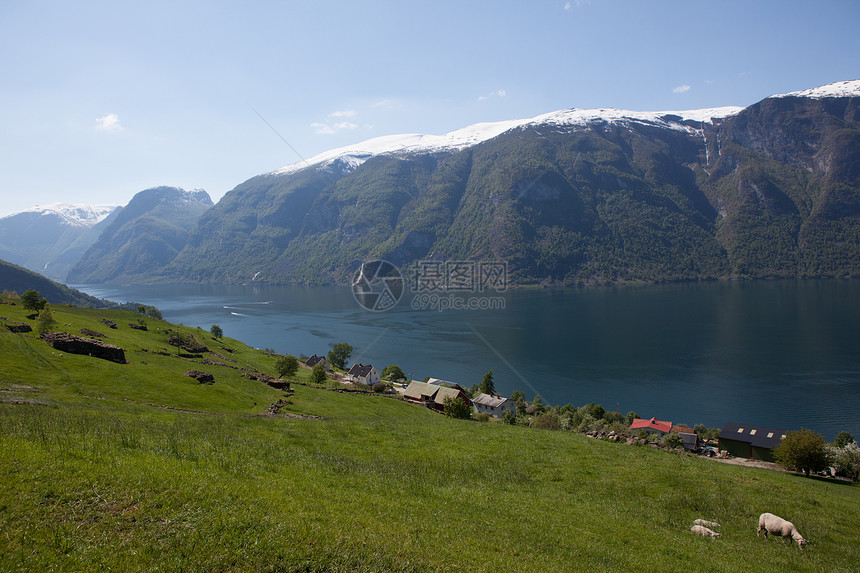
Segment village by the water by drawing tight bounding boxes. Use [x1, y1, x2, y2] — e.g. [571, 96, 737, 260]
[297, 350, 857, 485]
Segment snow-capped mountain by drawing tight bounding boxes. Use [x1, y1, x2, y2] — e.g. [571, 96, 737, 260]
[163, 79, 860, 286]
[772, 79, 860, 99]
[271, 105, 745, 178]
[11, 203, 118, 228]
[270, 80, 860, 182]
[0, 203, 122, 281]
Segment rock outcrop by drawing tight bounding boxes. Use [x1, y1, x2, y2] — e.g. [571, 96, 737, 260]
[41, 332, 126, 363]
[1, 317, 32, 333]
[184, 370, 214, 383]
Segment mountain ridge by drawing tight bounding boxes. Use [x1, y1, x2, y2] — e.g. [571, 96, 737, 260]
[13, 79, 860, 286]
[266, 80, 860, 181]
[156, 79, 859, 286]
[0, 204, 122, 281]
[67, 186, 213, 284]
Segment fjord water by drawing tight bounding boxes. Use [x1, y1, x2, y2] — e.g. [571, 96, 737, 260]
[76, 280, 860, 439]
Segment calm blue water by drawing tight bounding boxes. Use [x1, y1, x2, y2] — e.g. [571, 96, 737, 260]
[74, 280, 860, 440]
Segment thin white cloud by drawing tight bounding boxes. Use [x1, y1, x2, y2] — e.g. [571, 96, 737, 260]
[311, 122, 336, 135]
[564, 2, 571, 9]
[311, 121, 358, 135]
[329, 110, 356, 118]
[95, 113, 122, 131]
[673, 84, 691, 94]
[478, 88, 507, 102]
[565, 0, 589, 9]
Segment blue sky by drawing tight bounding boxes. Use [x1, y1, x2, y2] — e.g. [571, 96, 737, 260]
[1, 0, 858, 216]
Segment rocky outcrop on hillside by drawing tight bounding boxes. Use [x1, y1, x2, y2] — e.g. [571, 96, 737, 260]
[41, 332, 127, 363]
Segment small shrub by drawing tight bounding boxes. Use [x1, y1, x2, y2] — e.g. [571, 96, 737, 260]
[532, 412, 561, 431]
[473, 412, 491, 422]
[442, 396, 471, 419]
[501, 410, 517, 425]
[35, 303, 56, 335]
[310, 363, 327, 385]
[662, 432, 684, 449]
[371, 382, 386, 393]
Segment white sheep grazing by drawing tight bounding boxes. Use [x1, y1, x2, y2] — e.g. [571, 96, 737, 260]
[757, 512, 807, 549]
[691, 524, 721, 538]
[693, 519, 721, 529]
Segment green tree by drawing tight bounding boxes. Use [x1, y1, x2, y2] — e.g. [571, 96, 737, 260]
[310, 363, 327, 385]
[381, 364, 406, 382]
[603, 410, 622, 424]
[210, 324, 223, 339]
[532, 395, 545, 415]
[834, 431, 855, 448]
[35, 302, 56, 335]
[144, 306, 163, 320]
[830, 443, 860, 481]
[773, 428, 830, 476]
[442, 396, 471, 419]
[327, 342, 353, 369]
[275, 355, 299, 378]
[510, 390, 525, 415]
[587, 403, 605, 420]
[478, 370, 495, 396]
[137, 305, 146, 314]
[21, 289, 46, 312]
[625, 411, 640, 426]
[501, 410, 517, 425]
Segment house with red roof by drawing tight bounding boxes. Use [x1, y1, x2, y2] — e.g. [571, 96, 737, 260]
[629, 417, 673, 437]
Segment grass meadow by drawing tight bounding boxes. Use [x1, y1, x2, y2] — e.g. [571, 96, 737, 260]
[1, 300, 858, 571]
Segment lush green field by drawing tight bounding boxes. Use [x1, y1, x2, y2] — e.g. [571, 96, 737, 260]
[1, 300, 858, 571]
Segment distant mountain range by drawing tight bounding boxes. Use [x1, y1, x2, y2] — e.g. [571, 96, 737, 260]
[4, 80, 859, 286]
[0, 203, 119, 281]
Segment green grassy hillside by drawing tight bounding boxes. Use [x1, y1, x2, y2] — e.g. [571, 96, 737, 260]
[1, 297, 858, 571]
[0, 259, 122, 308]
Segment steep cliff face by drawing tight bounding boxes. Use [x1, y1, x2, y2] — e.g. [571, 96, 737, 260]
[704, 94, 860, 278]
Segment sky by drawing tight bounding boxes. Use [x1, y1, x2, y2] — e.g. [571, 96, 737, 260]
[1, 0, 858, 217]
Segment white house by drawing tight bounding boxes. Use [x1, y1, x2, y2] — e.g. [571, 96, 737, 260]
[472, 393, 516, 418]
[347, 363, 381, 386]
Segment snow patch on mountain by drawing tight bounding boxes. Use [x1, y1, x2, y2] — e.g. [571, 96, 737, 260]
[527, 106, 743, 131]
[269, 80, 858, 179]
[270, 106, 743, 177]
[6, 203, 119, 228]
[772, 79, 860, 99]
